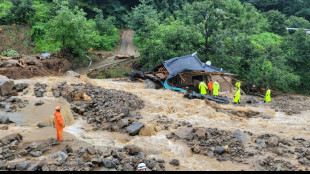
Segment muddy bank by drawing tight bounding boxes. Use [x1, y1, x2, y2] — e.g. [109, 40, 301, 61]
[0, 57, 71, 80]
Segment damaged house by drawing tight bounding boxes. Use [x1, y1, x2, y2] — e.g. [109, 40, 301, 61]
[130, 53, 237, 94]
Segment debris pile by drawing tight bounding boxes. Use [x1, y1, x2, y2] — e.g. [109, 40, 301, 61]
[52, 82, 145, 135]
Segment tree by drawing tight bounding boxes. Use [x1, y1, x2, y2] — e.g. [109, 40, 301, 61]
[285, 15, 310, 29]
[265, 10, 287, 35]
[46, 1, 98, 57]
[137, 19, 204, 68]
[0, 0, 12, 25]
[9, 0, 36, 24]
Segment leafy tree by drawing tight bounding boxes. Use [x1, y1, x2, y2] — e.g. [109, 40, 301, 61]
[46, 1, 98, 57]
[9, 0, 36, 24]
[128, 0, 162, 34]
[285, 16, 310, 29]
[137, 19, 204, 68]
[285, 29, 310, 91]
[0, 0, 12, 25]
[264, 10, 287, 35]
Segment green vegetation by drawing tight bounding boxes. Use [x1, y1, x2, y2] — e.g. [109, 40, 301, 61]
[1, 49, 19, 56]
[96, 65, 132, 79]
[0, 0, 310, 92]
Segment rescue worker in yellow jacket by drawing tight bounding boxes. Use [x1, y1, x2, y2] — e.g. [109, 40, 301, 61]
[265, 88, 271, 103]
[235, 82, 241, 90]
[213, 81, 220, 97]
[234, 88, 241, 104]
[199, 81, 208, 95]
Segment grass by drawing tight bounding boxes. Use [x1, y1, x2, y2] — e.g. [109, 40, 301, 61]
[97, 65, 133, 79]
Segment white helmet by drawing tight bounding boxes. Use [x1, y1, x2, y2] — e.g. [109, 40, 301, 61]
[137, 163, 147, 170]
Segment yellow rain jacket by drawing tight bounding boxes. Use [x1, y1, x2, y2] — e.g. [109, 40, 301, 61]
[234, 89, 241, 103]
[213, 82, 220, 96]
[265, 89, 271, 102]
[199, 82, 208, 95]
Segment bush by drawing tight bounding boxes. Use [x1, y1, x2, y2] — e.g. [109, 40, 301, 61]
[1, 49, 19, 57]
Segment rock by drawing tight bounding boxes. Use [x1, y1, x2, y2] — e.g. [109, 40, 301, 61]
[147, 160, 156, 169]
[30, 151, 42, 157]
[195, 128, 206, 139]
[1, 125, 8, 130]
[123, 163, 134, 171]
[144, 79, 157, 89]
[111, 125, 119, 132]
[64, 145, 73, 154]
[91, 158, 102, 164]
[16, 161, 31, 170]
[58, 151, 68, 162]
[35, 100, 44, 106]
[121, 107, 130, 116]
[1, 116, 12, 124]
[13, 83, 29, 92]
[169, 159, 180, 166]
[0, 76, 14, 96]
[214, 147, 225, 155]
[117, 119, 128, 129]
[124, 145, 141, 156]
[87, 147, 96, 155]
[174, 127, 194, 139]
[127, 122, 144, 136]
[66, 71, 80, 78]
[217, 156, 229, 162]
[103, 160, 116, 169]
[37, 123, 48, 128]
[256, 139, 266, 148]
[0, 160, 6, 169]
[41, 165, 49, 171]
[233, 130, 243, 141]
[261, 114, 273, 119]
[268, 136, 279, 147]
[193, 146, 201, 154]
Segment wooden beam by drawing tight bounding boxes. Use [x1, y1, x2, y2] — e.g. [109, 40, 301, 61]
[221, 75, 234, 88]
[179, 74, 185, 82]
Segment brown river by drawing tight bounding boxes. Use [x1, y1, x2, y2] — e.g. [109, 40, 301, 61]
[6, 75, 310, 171]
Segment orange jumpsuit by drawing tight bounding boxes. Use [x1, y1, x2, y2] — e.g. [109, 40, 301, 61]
[54, 111, 65, 142]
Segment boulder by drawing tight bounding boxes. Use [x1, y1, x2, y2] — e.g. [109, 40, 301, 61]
[261, 114, 273, 119]
[1, 125, 8, 130]
[214, 146, 225, 155]
[117, 119, 128, 129]
[127, 122, 144, 136]
[87, 147, 96, 155]
[195, 128, 205, 139]
[122, 163, 134, 171]
[16, 161, 31, 171]
[30, 151, 42, 157]
[66, 71, 80, 78]
[147, 160, 156, 169]
[169, 159, 180, 166]
[0, 76, 14, 96]
[193, 146, 201, 154]
[144, 79, 157, 89]
[0, 116, 12, 124]
[268, 136, 279, 147]
[103, 160, 116, 169]
[232, 130, 243, 141]
[124, 145, 141, 155]
[256, 139, 266, 148]
[35, 100, 44, 106]
[174, 127, 194, 139]
[37, 123, 48, 128]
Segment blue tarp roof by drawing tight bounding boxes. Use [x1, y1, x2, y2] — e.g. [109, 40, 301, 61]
[163, 54, 222, 79]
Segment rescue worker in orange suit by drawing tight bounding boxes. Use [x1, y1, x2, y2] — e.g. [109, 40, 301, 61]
[54, 106, 65, 142]
[208, 80, 213, 95]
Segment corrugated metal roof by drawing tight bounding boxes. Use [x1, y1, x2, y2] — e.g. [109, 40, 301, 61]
[163, 54, 223, 79]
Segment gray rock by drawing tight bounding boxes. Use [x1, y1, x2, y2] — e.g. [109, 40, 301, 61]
[30, 151, 42, 157]
[66, 71, 80, 78]
[121, 107, 130, 116]
[195, 128, 206, 139]
[144, 79, 157, 89]
[1, 125, 8, 130]
[174, 127, 194, 139]
[103, 160, 116, 169]
[58, 151, 68, 162]
[233, 130, 243, 141]
[214, 146, 225, 155]
[87, 147, 96, 155]
[0, 76, 14, 96]
[261, 114, 273, 119]
[37, 123, 48, 128]
[256, 139, 266, 148]
[35, 100, 44, 106]
[122, 163, 134, 171]
[147, 160, 156, 169]
[16, 161, 31, 170]
[0, 160, 6, 169]
[169, 159, 180, 166]
[268, 136, 279, 147]
[117, 119, 128, 128]
[91, 158, 102, 164]
[124, 145, 141, 155]
[1, 116, 12, 124]
[127, 122, 144, 136]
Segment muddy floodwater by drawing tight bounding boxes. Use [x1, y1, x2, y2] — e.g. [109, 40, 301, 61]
[4, 75, 310, 171]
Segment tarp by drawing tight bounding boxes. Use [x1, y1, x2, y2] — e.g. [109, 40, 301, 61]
[163, 53, 222, 79]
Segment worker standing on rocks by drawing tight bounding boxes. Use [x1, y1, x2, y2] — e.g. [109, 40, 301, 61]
[213, 80, 220, 97]
[265, 88, 271, 103]
[234, 88, 241, 104]
[54, 106, 65, 142]
[199, 81, 208, 95]
[208, 80, 213, 95]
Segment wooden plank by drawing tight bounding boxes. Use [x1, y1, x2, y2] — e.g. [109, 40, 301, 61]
[179, 74, 185, 82]
[220, 75, 234, 88]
